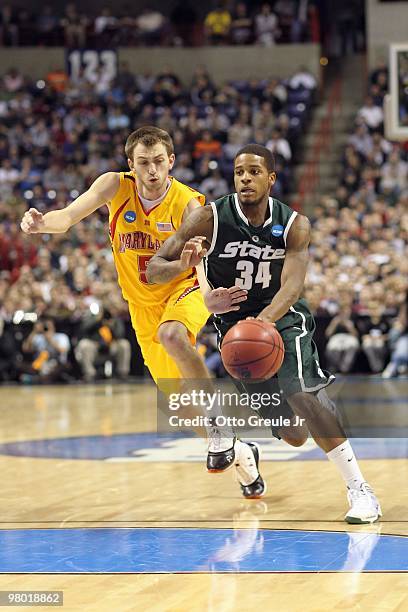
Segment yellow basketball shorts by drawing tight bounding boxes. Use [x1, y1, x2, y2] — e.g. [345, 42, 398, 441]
[128, 279, 210, 382]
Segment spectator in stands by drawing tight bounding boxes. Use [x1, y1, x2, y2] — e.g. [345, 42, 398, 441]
[274, 0, 297, 42]
[266, 129, 292, 161]
[75, 307, 131, 381]
[348, 123, 372, 158]
[136, 8, 167, 46]
[0, 159, 19, 198]
[325, 306, 360, 373]
[382, 297, 408, 378]
[371, 60, 389, 90]
[356, 302, 391, 373]
[172, 152, 195, 184]
[21, 318, 70, 383]
[380, 150, 407, 197]
[289, 66, 317, 90]
[230, 2, 253, 45]
[193, 130, 222, 160]
[114, 61, 136, 93]
[204, 2, 231, 45]
[156, 108, 177, 134]
[3, 67, 23, 92]
[190, 75, 216, 106]
[60, 3, 88, 48]
[262, 78, 288, 113]
[224, 116, 252, 159]
[36, 6, 60, 46]
[254, 3, 279, 46]
[290, 0, 309, 43]
[46, 66, 68, 92]
[357, 96, 384, 132]
[252, 101, 275, 138]
[94, 7, 118, 37]
[199, 168, 228, 200]
[0, 5, 18, 46]
[16, 9, 36, 46]
[136, 70, 155, 95]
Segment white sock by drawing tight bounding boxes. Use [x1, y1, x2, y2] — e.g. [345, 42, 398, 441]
[327, 440, 365, 490]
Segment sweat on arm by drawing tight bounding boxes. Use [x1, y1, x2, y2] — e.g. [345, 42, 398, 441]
[146, 205, 213, 284]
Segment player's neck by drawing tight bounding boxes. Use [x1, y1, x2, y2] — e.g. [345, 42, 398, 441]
[239, 196, 270, 227]
[136, 177, 171, 201]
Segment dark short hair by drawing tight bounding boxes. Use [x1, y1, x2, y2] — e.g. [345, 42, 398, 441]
[234, 144, 275, 172]
[125, 126, 174, 159]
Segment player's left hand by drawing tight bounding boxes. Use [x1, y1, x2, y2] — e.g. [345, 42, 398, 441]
[180, 236, 207, 269]
[205, 286, 248, 314]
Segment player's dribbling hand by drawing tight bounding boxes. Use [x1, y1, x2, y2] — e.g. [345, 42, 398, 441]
[180, 236, 207, 269]
[20, 208, 45, 234]
[205, 286, 248, 314]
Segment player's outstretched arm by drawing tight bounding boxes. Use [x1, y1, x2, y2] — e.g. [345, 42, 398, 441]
[257, 214, 311, 324]
[20, 172, 119, 234]
[146, 206, 213, 284]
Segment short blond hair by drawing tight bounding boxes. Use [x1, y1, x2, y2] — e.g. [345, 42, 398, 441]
[125, 126, 174, 159]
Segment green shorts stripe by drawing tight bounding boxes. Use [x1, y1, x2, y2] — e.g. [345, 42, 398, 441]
[288, 305, 335, 394]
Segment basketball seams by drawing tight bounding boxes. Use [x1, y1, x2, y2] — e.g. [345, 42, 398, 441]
[264, 345, 285, 378]
[221, 319, 285, 380]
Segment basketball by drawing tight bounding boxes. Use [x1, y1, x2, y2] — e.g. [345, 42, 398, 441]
[221, 319, 285, 381]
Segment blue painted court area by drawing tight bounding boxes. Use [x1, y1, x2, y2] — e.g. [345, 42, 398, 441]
[0, 528, 407, 573]
[0, 434, 407, 461]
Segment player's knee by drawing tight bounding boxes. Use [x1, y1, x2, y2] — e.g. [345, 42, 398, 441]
[158, 322, 189, 355]
[283, 435, 307, 447]
[281, 422, 308, 447]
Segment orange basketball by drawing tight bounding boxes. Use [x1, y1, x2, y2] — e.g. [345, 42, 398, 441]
[221, 319, 285, 381]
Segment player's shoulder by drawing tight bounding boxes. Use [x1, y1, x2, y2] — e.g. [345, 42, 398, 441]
[272, 197, 309, 225]
[272, 196, 295, 214]
[170, 176, 205, 206]
[92, 171, 121, 188]
[286, 212, 311, 247]
[171, 176, 199, 194]
[95, 171, 122, 187]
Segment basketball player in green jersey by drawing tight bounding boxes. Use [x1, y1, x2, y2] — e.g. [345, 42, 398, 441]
[147, 144, 381, 524]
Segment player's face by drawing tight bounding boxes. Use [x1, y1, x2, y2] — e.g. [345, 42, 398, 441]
[234, 154, 276, 206]
[129, 142, 175, 196]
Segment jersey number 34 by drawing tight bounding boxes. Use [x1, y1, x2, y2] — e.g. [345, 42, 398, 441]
[235, 260, 272, 290]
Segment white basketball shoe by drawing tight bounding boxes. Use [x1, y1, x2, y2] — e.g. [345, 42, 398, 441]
[207, 418, 236, 472]
[234, 441, 266, 499]
[345, 482, 382, 524]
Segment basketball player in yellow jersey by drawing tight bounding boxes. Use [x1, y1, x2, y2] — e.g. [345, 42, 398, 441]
[20, 126, 265, 497]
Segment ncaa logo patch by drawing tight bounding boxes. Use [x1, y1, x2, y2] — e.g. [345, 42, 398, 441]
[271, 225, 284, 237]
[124, 210, 136, 223]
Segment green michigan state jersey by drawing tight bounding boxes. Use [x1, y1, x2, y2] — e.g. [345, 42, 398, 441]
[205, 193, 303, 327]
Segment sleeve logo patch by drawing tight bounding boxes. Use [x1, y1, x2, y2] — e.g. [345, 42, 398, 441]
[271, 225, 284, 237]
[124, 211, 136, 223]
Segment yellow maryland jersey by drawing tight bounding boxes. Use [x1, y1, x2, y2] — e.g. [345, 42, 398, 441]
[108, 172, 205, 306]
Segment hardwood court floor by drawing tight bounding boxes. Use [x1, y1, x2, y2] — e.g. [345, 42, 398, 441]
[0, 384, 407, 611]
